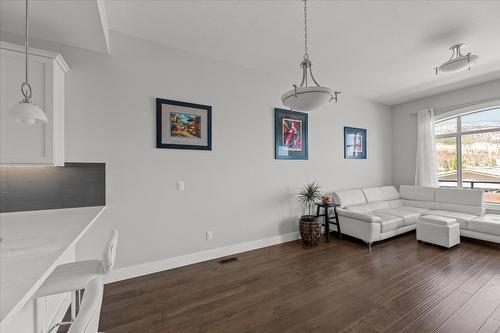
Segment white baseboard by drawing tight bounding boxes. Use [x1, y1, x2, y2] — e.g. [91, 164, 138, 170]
[106, 232, 300, 284]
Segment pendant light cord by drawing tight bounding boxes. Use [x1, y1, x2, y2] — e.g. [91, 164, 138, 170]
[21, 0, 32, 100]
[303, 0, 308, 59]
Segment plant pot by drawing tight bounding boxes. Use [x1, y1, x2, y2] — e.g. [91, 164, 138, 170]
[299, 215, 321, 246]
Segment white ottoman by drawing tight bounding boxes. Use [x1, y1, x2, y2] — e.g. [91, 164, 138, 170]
[417, 215, 460, 248]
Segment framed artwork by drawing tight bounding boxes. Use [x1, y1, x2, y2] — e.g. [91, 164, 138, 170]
[156, 98, 212, 150]
[275, 108, 308, 160]
[344, 126, 367, 159]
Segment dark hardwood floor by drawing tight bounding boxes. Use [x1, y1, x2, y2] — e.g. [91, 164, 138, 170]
[97, 233, 500, 333]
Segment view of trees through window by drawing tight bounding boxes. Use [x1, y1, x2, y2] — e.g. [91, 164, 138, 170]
[435, 107, 500, 204]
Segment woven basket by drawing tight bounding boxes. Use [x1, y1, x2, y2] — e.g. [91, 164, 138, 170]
[299, 217, 321, 246]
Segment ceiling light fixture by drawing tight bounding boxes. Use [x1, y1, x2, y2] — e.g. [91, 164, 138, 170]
[281, 0, 340, 112]
[435, 43, 478, 75]
[9, 0, 47, 125]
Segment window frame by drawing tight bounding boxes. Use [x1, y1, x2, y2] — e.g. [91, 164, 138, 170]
[434, 107, 500, 204]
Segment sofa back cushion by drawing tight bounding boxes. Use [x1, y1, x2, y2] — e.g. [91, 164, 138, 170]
[399, 185, 436, 202]
[362, 187, 385, 203]
[432, 202, 485, 216]
[346, 201, 390, 213]
[333, 189, 366, 208]
[434, 188, 483, 207]
[380, 186, 401, 201]
[361, 186, 400, 203]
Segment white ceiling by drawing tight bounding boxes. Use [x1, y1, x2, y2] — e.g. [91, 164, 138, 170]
[103, 0, 500, 105]
[0, 0, 109, 53]
[2, 0, 500, 105]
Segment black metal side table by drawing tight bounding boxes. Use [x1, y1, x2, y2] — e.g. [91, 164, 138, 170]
[315, 202, 342, 242]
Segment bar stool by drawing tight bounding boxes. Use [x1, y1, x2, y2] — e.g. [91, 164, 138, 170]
[35, 230, 118, 319]
[48, 276, 104, 333]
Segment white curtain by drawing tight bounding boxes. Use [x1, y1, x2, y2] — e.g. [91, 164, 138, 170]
[415, 108, 439, 187]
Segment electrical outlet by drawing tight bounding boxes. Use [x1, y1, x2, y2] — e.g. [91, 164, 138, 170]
[206, 231, 213, 241]
[177, 181, 185, 191]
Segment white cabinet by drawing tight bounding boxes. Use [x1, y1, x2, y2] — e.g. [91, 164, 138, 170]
[0, 42, 69, 166]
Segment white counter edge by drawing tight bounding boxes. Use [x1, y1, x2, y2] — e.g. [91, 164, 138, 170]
[1, 206, 106, 325]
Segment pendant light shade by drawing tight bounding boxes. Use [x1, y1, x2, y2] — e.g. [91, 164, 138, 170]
[282, 86, 334, 112]
[9, 0, 47, 125]
[281, 0, 340, 112]
[435, 44, 478, 75]
[9, 101, 48, 125]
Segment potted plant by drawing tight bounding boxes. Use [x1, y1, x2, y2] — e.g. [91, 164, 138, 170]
[297, 181, 322, 246]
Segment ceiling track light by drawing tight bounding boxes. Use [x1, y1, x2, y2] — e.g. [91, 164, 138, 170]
[435, 43, 478, 75]
[281, 0, 340, 112]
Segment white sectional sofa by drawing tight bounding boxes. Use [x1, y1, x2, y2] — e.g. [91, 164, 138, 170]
[332, 185, 500, 249]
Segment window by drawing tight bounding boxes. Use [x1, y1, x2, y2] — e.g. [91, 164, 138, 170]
[435, 107, 500, 204]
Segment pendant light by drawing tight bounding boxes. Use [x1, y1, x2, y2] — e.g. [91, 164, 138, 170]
[281, 0, 340, 112]
[9, 0, 48, 125]
[435, 44, 478, 75]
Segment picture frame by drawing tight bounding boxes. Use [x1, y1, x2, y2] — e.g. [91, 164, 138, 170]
[344, 126, 367, 159]
[156, 98, 212, 150]
[275, 108, 308, 160]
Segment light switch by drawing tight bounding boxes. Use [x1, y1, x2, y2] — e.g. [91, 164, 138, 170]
[177, 181, 185, 191]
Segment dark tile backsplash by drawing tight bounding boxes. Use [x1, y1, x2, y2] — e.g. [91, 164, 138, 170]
[0, 163, 105, 213]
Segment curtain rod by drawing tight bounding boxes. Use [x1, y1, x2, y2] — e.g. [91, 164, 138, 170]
[410, 96, 500, 115]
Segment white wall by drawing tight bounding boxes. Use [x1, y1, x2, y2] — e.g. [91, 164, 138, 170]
[392, 78, 500, 187]
[2, 31, 393, 280]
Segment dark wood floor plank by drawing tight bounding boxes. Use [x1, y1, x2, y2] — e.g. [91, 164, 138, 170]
[94, 233, 500, 333]
[434, 275, 500, 333]
[398, 289, 471, 333]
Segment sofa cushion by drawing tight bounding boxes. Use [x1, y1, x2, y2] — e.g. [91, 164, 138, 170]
[434, 188, 483, 207]
[375, 208, 420, 226]
[346, 201, 390, 213]
[423, 210, 477, 229]
[362, 187, 385, 203]
[387, 199, 405, 208]
[333, 189, 366, 208]
[468, 215, 500, 236]
[402, 200, 436, 210]
[368, 213, 403, 233]
[399, 185, 436, 202]
[400, 206, 430, 214]
[432, 202, 485, 216]
[380, 186, 400, 201]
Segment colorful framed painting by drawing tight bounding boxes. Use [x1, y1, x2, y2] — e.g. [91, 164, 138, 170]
[156, 98, 212, 150]
[275, 108, 308, 160]
[344, 126, 367, 159]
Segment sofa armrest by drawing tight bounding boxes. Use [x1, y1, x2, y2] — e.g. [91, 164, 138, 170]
[336, 208, 381, 223]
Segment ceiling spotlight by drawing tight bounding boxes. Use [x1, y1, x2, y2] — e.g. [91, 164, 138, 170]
[435, 43, 478, 75]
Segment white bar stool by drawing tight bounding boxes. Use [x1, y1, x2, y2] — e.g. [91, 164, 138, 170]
[48, 276, 104, 333]
[35, 230, 118, 320]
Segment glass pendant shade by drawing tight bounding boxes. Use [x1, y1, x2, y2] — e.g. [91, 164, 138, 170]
[9, 0, 48, 125]
[9, 101, 48, 125]
[281, 0, 340, 112]
[436, 44, 478, 74]
[281, 86, 334, 112]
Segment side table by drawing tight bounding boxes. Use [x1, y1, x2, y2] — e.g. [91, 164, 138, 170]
[315, 202, 342, 242]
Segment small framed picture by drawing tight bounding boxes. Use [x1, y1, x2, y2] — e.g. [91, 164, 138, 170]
[275, 108, 308, 160]
[156, 98, 212, 150]
[344, 127, 367, 159]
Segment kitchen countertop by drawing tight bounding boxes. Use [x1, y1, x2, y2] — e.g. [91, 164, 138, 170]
[0, 206, 105, 324]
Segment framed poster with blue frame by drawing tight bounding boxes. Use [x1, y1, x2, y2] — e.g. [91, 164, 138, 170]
[344, 126, 367, 159]
[275, 108, 308, 160]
